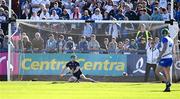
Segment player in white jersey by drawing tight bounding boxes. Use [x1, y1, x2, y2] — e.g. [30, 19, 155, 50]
[155, 28, 173, 92]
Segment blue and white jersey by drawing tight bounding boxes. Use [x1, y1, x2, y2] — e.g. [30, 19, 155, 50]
[160, 36, 173, 59]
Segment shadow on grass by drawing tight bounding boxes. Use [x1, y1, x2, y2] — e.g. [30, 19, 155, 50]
[50, 81, 67, 84]
[150, 89, 180, 92]
[125, 84, 143, 86]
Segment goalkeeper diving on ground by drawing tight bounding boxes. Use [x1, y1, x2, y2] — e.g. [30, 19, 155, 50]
[60, 55, 96, 82]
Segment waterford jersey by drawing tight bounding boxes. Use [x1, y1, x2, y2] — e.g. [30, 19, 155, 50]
[160, 36, 173, 59]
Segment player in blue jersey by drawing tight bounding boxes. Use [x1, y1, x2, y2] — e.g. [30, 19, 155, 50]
[155, 28, 174, 92]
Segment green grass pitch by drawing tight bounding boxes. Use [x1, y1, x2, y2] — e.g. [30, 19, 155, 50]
[0, 81, 180, 99]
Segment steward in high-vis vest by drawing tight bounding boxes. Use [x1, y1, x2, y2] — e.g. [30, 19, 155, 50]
[135, 24, 151, 42]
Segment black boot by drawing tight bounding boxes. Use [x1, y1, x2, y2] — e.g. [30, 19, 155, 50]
[164, 82, 171, 92]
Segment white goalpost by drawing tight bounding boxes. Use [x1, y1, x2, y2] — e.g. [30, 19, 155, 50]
[7, 0, 12, 81]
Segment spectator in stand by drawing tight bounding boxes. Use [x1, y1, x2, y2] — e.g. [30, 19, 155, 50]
[70, 7, 82, 30]
[88, 34, 100, 54]
[117, 41, 124, 54]
[39, 7, 50, 19]
[150, 1, 159, 12]
[161, 7, 170, 21]
[0, 0, 8, 11]
[16, 32, 27, 50]
[40, 0, 50, 9]
[37, 4, 46, 16]
[137, 0, 145, 4]
[21, 8, 31, 19]
[89, 1, 97, 13]
[167, 3, 171, 16]
[60, 9, 70, 20]
[4, 9, 9, 17]
[159, 0, 167, 9]
[177, 0, 180, 11]
[136, 24, 151, 43]
[103, 11, 110, 20]
[136, 3, 143, 20]
[57, 35, 66, 53]
[138, 37, 146, 54]
[63, 0, 74, 15]
[49, 2, 62, 17]
[32, 32, 44, 53]
[20, 0, 31, 16]
[175, 6, 180, 22]
[0, 7, 7, 32]
[159, 7, 163, 16]
[109, 4, 119, 18]
[58, 23, 67, 34]
[76, 0, 86, 13]
[124, 4, 137, 20]
[49, 0, 64, 10]
[30, 12, 40, 20]
[10, 8, 18, 20]
[121, 17, 135, 38]
[0, 29, 4, 48]
[108, 37, 117, 53]
[49, 10, 59, 20]
[2, 35, 8, 52]
[82, 23, 93, 40]
[129, 39, 138, 50]
[126, 0, 133, 10]
[64, 36, 76, 53]
[141, 1, 152, 15]
[151, 7, 163, 20]
[78, 36, 89, 53]
[46, 34, 57, 53]
[108, 19, 120, 38]
[19, 35, 32, 53]
[81, 10, 91, 20]
[70, 7, 82, 20]
[177, 0, 180, 7]
[101, 38, 109, 53]
[31, 0, 42, 13]
[81, 1, 91, 13]
[123, 38, 130, 50]
[122, 38, 131, 54]
[139, 8, 151, 20]
[91, 8, 103, 20]
[115, 8, 125, 20]
[96, 2, 105, 15]
[118, 1, 126, 13]
[154, 1, 159, 8]
[104, 0, 113, 13]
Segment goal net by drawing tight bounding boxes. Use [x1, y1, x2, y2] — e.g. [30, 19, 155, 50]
[6, 20, 180, 82]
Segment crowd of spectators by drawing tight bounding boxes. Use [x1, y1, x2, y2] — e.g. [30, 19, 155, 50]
[0, 0, 179, 25]
[8, 27, 162, 54]
[13, 0, 179, 23]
